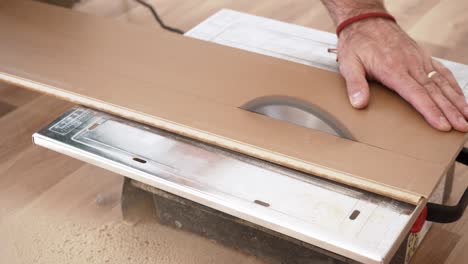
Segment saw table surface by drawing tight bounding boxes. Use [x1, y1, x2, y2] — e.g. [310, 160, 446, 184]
[0, 0, 467, 204]
[32, 106, 419, 264]
[0, 1, 467, 264]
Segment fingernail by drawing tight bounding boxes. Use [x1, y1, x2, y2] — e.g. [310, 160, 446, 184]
[463, 106, 468, 116]
[439, 116, 451, 131]
[458, 117, 468, 128]
[350, 91, 364, 108]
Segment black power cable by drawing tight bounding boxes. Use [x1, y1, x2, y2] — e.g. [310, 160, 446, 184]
[427, 187, 467, 223]
[134, 0, 185, 35]
[425, 148, 468, 223]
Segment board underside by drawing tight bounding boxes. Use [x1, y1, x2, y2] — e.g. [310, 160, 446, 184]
[0, 0, 466, 204]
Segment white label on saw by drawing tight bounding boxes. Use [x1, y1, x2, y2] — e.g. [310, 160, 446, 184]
[49, 108, 92, 135]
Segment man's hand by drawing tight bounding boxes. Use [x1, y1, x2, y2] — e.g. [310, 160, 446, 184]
[321, 0, 468, 132]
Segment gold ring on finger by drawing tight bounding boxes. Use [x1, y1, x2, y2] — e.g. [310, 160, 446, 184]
[427, 70, 438, 79]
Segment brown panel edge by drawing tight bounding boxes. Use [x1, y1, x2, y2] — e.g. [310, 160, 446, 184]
[0, 72, 428, 204]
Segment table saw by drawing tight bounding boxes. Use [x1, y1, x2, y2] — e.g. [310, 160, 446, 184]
[25, 9, 468, 264]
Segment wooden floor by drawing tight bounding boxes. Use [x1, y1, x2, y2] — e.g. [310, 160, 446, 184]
[0, 1, 467, 263]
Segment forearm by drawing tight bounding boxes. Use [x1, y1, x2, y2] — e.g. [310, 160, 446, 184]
[320, 0, 386, 25]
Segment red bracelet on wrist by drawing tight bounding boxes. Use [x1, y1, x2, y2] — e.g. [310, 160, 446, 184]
[336, 12, 396, 37]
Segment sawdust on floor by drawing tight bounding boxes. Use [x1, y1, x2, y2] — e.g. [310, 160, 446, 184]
[0, 172, 263, 264]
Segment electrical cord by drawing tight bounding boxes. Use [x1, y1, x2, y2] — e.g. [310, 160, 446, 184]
[134, 0, 185, 35]
[425, 147, 468, 223]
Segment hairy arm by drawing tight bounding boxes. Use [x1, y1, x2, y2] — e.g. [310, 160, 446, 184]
[321, 0, 385, 24]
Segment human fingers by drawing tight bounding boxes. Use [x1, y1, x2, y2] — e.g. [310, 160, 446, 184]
[338, 55, 370, 109]
[432, 59, 464, 95]
[429, 65, 468, 119]
[422, 55, 468, 115]
[408, 60, 468, 131]
[388, 73, 452, 131]
[422, 81, 468, 131]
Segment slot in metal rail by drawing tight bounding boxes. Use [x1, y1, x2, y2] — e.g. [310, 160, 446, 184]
[33, 106, 420, 264]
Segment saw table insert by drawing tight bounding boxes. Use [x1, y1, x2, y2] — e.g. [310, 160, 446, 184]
[0, 1, 467, 204]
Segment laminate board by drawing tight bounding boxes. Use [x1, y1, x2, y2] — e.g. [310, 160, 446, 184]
[118, 0, 330, 31]
[0, 0, 466, 204]
[0, 83, 40, 107]
[0, 146, 83, 220]
[385, 0, 440, 31]
[0, 100, 14, 118]
[408, 0, 468, 64]
[0, 95, 73, 167]
[114, 1, 468, 262]
[0, 164, 261, 264]
[74, 0, 138, 17]
[0, 1, 467, 263]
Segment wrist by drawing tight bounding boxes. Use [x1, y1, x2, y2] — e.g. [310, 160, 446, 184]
[338, 15, 399, 39]
[323, 0, 387, 26]
[334, 6, 387, 25]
